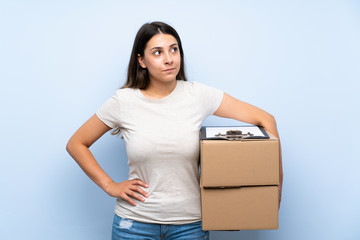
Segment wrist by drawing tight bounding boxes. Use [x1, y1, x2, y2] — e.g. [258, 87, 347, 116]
[102, 179, 115, 195]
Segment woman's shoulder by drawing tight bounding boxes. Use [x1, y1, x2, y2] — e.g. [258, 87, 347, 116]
[113, 87, 137, 97]
[180, 80, 219, 92]
[179, 80, 205, 89]
[104, 87, 138, 104]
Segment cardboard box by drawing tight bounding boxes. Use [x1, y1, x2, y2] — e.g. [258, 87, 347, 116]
[200, 132, 280, 187]
[201, 184, 278, 230]
[200, 127, 280, 230]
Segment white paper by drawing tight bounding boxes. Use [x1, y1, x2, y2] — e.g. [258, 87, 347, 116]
[205, 126, 265, 138]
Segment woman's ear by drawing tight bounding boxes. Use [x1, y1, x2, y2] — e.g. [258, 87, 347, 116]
[137, 54, 146, 68]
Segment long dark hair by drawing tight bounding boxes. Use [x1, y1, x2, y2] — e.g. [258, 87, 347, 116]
[112, 21, 187, 135]
[122, 21, 187, 89]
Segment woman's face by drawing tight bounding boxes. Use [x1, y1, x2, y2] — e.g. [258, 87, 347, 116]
[138, 33, 181, 84]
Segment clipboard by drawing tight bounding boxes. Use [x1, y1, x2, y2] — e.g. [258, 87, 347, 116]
[200, 125, 269, 141]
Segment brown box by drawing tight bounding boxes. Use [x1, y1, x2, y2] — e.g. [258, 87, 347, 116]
[200, 127, 280, 230]
[200, 184, 279, 230]
[200, 133, 280, 187]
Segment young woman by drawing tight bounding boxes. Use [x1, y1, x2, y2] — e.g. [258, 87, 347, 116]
[66, 21, 283, 240]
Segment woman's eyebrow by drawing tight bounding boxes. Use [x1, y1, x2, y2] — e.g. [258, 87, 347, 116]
[150, 43, 178, 51]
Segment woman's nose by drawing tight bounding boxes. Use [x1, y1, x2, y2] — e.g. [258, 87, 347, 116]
[164, 53, 173, 65]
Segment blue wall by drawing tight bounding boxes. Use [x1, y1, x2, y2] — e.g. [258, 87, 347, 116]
[1, 1, 359, 239]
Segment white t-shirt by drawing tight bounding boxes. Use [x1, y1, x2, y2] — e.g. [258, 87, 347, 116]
[96, 80, 223, 224]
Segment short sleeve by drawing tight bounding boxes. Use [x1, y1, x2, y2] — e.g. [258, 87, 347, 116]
[95, 93, 121, 129]
[193, 82, 224, 116]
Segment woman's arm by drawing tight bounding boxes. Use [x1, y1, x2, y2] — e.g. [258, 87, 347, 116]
[214, 93, 283, 208]
[66, 114, 149, 206]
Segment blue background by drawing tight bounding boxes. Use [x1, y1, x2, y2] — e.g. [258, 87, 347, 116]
[1, 0, 359, 239]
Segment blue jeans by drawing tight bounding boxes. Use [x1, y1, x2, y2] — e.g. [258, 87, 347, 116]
[112, 214, 209, 240]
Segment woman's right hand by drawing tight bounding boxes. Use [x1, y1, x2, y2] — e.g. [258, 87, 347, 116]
[105, 179, 150, 206]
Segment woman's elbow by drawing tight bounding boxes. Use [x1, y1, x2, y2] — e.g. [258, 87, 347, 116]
[258, 112, 277, 129]
[255, 110, 273, 124]
[66, 138, 74, 154]
[268, 113, 276, 124]
[66, 136, 80, 155]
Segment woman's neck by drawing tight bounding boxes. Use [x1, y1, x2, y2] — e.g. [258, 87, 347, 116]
[141, 79, 177, 99]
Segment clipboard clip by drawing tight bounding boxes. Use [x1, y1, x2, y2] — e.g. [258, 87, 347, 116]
[214, 130, 254, 141]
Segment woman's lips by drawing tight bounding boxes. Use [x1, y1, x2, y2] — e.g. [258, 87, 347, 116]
[163, 68, 175, 72]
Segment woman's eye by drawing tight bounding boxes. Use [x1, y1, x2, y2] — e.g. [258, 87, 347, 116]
[154, 50, 160, 55]
[171, 47, 178, 52]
